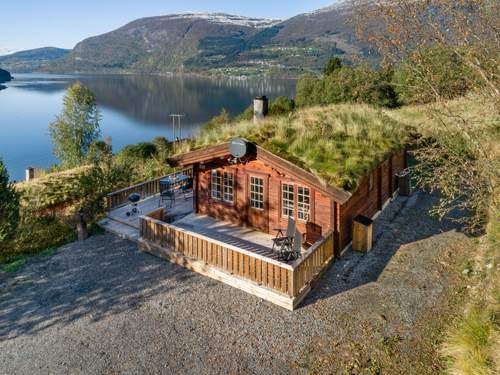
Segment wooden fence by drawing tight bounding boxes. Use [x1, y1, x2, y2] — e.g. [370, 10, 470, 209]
[140, 210, 335, 303]
[106, 168, 192, 210]
[290, 230, 335, 297]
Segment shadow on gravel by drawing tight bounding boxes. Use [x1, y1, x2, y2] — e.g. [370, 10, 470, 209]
[0, 234, 198, 340]
[300, 192, 467, 308]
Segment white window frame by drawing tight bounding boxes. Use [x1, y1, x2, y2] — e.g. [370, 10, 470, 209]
[249, 176, 264, 210]
[223, 172, 234, 203]
[211, 170, 221, 200]
[282, 183, 294, 218]
[298, 186, 311, 222]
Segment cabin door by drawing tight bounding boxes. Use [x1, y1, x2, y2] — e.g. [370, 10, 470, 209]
[247, 174, 269, 232]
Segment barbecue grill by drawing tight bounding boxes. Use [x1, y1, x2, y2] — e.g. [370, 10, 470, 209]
[126, 193, 141, 216]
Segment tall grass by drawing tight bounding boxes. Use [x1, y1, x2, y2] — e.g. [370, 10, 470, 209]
[441, 204, 500, 375]
[183, 104, 407, 191]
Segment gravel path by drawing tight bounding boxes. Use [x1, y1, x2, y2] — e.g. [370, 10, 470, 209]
[0, 193, 471, 374]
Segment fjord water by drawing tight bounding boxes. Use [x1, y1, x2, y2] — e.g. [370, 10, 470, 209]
[0, 73, 295, 181]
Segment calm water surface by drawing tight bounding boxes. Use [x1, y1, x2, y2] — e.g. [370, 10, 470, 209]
[0, 73, 295, 181]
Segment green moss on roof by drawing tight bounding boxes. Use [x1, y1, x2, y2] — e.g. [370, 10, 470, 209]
[178, 104, 408, 192]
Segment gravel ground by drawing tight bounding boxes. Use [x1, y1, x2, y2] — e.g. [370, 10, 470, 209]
[0, 193, 472, 375]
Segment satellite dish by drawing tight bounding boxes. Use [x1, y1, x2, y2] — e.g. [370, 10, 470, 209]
[229, 138, 247, 159]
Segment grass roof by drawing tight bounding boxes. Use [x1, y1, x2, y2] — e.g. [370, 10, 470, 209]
[178, 104, 408, 192]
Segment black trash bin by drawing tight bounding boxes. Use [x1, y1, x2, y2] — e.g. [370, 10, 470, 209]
[397, 169, 412, 197]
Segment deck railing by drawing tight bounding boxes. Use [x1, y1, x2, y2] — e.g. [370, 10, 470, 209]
[106, 168, 193, 210]
[139, 210, 335, 300]
[290, 230, 335, 297]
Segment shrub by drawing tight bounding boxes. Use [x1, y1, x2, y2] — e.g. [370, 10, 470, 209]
[0, 216, 75, 263]
[269, 96, 296, 116]
[115, 142, 157, 164]
[394, 47, 474, 105]
[296, 65, 400, 108]
[323, 56, 342, 76]
[86, 140, 113, 166]
[0, 158, 20, 241]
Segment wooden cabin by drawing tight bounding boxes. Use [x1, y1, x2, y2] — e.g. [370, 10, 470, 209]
[172, 138, 407, 256]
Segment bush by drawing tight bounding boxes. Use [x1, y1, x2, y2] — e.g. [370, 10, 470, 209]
[115, 142, 157, 163]
[0, 216, 75, 263]
[296, 65, 400, 108]
[0, 158, 19, 241]
[394, 47, 474, 105]
[323, 56, 342, 76]
[269, 96, 296, 116]
[86, 140, 113, 166]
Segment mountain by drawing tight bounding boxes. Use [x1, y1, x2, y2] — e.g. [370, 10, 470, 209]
[46, 2, 363, 76]
[0, 68, 12, 83]
[0, 47, 70, 73]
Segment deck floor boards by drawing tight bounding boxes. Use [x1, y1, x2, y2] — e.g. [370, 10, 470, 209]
[103, 191, 301, 263]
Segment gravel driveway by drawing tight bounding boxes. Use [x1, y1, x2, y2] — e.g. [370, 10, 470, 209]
[0, 193, 472, 374]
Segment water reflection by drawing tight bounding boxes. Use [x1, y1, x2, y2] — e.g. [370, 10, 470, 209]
[0, 73, 295, 180]
[9, 74, 295, 126]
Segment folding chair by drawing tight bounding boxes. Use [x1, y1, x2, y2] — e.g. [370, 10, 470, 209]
[272, 216, 295, 252]
[181, 177, 193, 200]
[289, 230, 303, 261]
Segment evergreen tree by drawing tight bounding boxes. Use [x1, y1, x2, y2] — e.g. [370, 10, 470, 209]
[49, 81, 101, 169]
[0, 158, 19, 241]
[323, 57, 342, 76]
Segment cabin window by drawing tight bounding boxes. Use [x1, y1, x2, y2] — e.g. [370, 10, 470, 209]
[282, 183, 294, 217]
[211, 170, 222, 200]
[298, 186, 311, 221]
[223, 172, 234, 203]
[250, 176, 264, 209]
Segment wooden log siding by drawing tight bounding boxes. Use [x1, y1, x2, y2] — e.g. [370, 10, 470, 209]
[139, 213, 335, 300]
[106, 168, 193, 209]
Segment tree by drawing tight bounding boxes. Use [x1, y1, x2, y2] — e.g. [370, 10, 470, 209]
[49, 82, 101, 169]
[353, 0, 499, 231]
[323, 57, 342, 76]
[0, 158, 19, 241]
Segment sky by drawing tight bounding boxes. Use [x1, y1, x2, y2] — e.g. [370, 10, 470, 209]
[1, 0, 337, 53]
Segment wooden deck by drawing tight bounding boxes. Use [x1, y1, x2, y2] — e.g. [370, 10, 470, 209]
[106, 191, 195, 230]
[139, 210, 335, 310]
[101, 191, 295, 263]
[100, 170, 336, 310]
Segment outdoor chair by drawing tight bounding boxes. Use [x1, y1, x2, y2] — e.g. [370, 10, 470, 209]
[272, 216, 295, 252]
[159, 189, 175, 208]
[279, 230, 302, 262]
[181, 177, 193, 200]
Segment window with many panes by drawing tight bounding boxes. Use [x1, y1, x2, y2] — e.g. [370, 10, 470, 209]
[211, 170, 221, 200]
[250, 177, 264, 209]
[298, 186, 311, 221]
[223, 172, 234, 203]
[282, 183, 294, 218]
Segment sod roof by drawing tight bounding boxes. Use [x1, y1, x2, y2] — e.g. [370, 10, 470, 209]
[176, 104, 408, 192]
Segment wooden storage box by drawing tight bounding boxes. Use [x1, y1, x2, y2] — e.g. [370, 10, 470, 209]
[352, 215, 373, 252]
